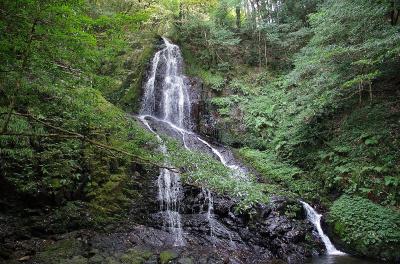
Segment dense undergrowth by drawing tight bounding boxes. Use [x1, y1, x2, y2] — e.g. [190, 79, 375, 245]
[0, 0, 170, 227]
[328, 195, 400, 259]
[177, 0, 400, 259]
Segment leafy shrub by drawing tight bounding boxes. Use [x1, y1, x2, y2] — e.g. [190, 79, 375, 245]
[238, 147, 302, 184]
[209, 95, 242, 117]
[310, 102, 400, 206]
[229, 78, 256, 95]
[200, 70, 225, 91]
[328, 195, 400, 260]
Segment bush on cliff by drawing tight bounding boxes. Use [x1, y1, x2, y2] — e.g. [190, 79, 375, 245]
[328, 195, 400, 261]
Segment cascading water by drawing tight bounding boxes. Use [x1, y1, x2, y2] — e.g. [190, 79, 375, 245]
[138, 38, 346, 261]
[301, 201, 346, 255]
[139, 37, 189, 246]
[139, 37, 245, 246]
[202, 188, 215, 241]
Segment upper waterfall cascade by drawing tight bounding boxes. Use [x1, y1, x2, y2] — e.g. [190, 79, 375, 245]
[138, 37, 246, 246]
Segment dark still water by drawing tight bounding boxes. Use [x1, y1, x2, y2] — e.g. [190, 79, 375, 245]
[309, 255, 385, 264]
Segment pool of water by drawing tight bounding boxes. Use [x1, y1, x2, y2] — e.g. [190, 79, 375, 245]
[309, 255, 385, 264]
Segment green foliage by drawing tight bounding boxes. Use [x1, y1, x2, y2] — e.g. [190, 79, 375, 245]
[238, 148, 302, 184]
[309, 102, 400, 206]
[164, 139, 269, 210]
[159, 250, 178, 264]
[178, 11, 240, 66]
[288, 0, 400, 98]
[209, 95, 241, 117]
[328, 195, 400, 260]
[199, 70, 225, 91]
[120, 249, 153, 264]
[0, 0, 161, 223]
[237, 147, 321, 200]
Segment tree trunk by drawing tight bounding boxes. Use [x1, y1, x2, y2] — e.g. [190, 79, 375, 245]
[258, 30, 262, 67]
[391, 1, 400, 25]
[369, 81, 373, 102]
[264, 39, 268, 67]
[236, 5, 241, 29]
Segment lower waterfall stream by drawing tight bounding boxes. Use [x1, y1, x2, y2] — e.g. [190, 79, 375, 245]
[300, 201, 345, 255]
[136, 37, 378, 263]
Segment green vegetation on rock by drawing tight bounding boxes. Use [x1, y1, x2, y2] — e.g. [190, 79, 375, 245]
[328, 195, 400, 260]
[159, 250, 178, 264]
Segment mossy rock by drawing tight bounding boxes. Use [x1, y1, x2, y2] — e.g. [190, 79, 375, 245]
[328, 195, 400, 261]
[104, 256, 120, 264]
[88, 253, 105, 263]
[159, 250, 178, 264]
[120, 249, 153, 264]
[35, 238, 85, 264]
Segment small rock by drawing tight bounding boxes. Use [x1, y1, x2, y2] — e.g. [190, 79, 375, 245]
[177, 257, 193, 264]
[18, 255, 31, 261]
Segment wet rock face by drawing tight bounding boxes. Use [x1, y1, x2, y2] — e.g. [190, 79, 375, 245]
[186, 77, 203, 132]
[13, 186, 323, 264]
[187, 77, 219, 140]
[176, 186, 325, 264]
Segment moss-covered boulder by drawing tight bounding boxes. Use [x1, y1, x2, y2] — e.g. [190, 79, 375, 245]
[34, 238, 85, 264]
[327, 195, 400, 261]
[159, 250, 178, 264]
[119, 248, 153, 264]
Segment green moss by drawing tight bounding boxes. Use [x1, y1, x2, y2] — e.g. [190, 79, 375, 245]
[35, 238, 84, 264]
[120, 249, 153, 264]
[159, 250, 178, 264]
[328, 195, 400, 260]
[64, 256, 88, 264]
[176, 257, 194, 264]
[121, 41, 156, 111]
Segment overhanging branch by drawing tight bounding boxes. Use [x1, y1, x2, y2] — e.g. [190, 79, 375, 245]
[0, 112, 180, 173]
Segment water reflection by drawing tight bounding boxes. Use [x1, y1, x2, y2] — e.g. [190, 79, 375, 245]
[309, 255, 384, 264]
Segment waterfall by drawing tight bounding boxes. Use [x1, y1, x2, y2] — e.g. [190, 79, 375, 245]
[202, 188, 215, 242]
[139, 37, 189, 246]
[138, 37, 246, 246]
[301, 201, 346, 255]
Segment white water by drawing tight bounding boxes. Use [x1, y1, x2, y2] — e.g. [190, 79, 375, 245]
[138, 37, 245, 246]
[196, 136, 246, 178]
[139, 37, 189, 246]
[202, 188, 215, 241]
[137, 116, 184, 246]
[301, 201, 346, 255]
